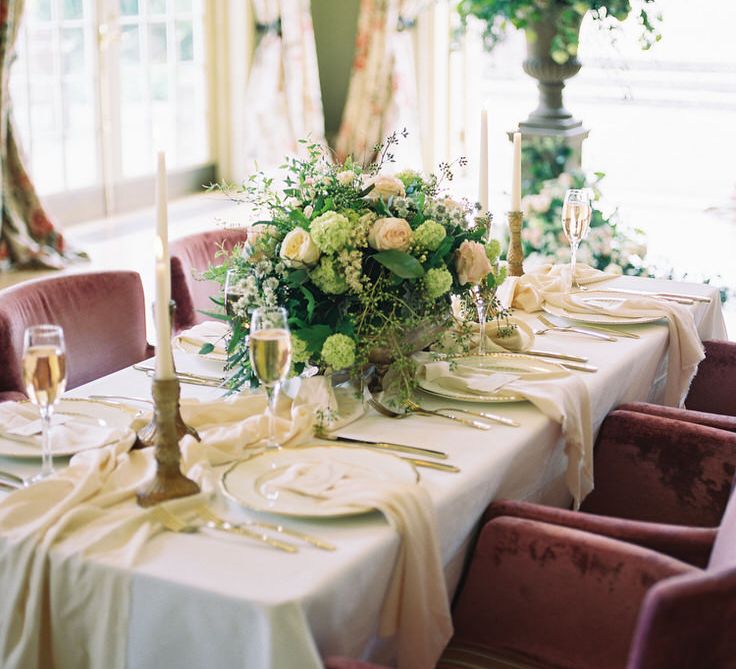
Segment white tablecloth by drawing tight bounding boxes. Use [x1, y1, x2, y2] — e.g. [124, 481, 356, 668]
[0, 276, 727, 668]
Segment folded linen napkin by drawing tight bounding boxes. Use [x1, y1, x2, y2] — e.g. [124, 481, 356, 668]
[417, 353, 593, 508]
[500, 263, 704, 406]
[435, 316, 536, 356]
[173, 320, 230, 360]
[0, 402, 132, 454]
[265, 460, 453, 669]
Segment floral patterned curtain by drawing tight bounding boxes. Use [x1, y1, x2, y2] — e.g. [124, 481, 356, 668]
[335, 0, 422, 167]
[0, 0, 84, 270]
[244, 0, 326, 171]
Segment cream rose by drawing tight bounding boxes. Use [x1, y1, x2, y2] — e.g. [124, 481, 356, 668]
[368, 217, 412, 252]
[366, 175, 406, 201]
[336, 170, 356, 186]
[279, 228, 320, 268]
[455, 240, 493, 285]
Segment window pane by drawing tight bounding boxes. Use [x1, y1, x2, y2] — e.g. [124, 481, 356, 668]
[148, 23, 167, 64]
[63, 0, 83, 19]
[176, 20, 192, 61]
[61, 27, 85, 75]
[120, 0, 139, 16]
[148, 0, 166, 15]
[175, 0, 191, 13]
[121, 25, 140, 65]
[29, 0, 51, 21]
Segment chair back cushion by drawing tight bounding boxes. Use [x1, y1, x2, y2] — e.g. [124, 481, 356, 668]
[169, 228, 248, 333]
[0, 271, 151, 393]
[686, 340, 736, 417]
[628, 568, 736, 669]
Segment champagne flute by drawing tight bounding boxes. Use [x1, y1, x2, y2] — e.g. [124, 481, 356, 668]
[22, 325, 67, 483]
[249, 307, 292, 449]
[561, 188, 592, 290]
[224, 269, 246, 319]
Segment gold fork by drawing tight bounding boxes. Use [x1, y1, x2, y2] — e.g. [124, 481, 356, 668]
[195, 506, 300, 553]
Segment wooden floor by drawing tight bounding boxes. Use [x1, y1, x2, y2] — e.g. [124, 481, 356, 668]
[0, 193, 251, 340]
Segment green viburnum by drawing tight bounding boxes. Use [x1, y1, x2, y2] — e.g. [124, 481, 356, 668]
[291, 334, 311, 364]
[309, 256, 348, 294]
[310, 211, 352, 254]
[485, 239, 501, 263]
[413, 219, 446, 252]
[321, 333, 356, 370]
[424, 266, 453, 299]
[395, 169, 424, 190]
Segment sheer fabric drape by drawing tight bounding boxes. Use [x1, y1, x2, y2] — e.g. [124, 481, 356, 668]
[245, 0, 326, 171]
[0, 0, 84, 269]
[335, 0, 422, 167]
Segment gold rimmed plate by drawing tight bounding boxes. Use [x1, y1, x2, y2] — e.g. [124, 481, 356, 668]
[543, 294, 665, 326]
[416, 353, 564, 403]
[221, 446, 419, 518]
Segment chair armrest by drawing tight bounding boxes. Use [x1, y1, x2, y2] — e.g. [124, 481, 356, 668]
[323, 659, 386, 669]
[582, 410, 736, 527]
[619, 402, 736, 433]
[685, 340, 736, 416]
[453, 517, 698, 669]
[627, 567, 736, 669]
[484, 500, 716, 567]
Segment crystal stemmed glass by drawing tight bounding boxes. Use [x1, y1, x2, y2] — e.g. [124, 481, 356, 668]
[22, 324, 67, 483]
[471, 213, 494, 355]
[249, 307, 292, 449]
[224, 269, 246, 318]
[561, 188, 592, 290]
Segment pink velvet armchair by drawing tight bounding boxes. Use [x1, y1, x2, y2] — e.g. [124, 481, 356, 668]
[0, 271, 152, 395]
[169, 228, 248, 334]
[324, 409, 736, 669]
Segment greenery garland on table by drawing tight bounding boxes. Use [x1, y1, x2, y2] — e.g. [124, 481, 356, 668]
[457, 0, 661, 63]
[204, 136, 511, 400]
[520, 138, 650, 276]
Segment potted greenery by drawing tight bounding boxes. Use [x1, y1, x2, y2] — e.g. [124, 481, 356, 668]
[457, 0, 661, 131]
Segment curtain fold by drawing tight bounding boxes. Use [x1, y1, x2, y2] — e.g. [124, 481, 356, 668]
[335, 0, 422, 167]
[244, 0, 326, 171]
[0, 0, 85, 270]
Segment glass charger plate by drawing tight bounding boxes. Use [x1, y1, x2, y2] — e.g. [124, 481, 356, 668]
[221, 446, 419, 518]
[542, 296, 665, 325]
[0, 398, 134, 458]
[416, 353, 562, 403]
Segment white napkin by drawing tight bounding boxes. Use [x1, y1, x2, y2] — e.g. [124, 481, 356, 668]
[0, 402, 132, 454]
[173, 320, 230, 360]
[265, 461, 453, 669]
[417, 354, 593, 508]
[435, 315, 536, 356]
[501, 263, 704, 406]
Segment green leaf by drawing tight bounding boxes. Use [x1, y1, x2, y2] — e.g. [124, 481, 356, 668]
[198, 343, 215, 355]
[295, 324, 332, 354]
[430, 236, 453, 263]
[286, 269, 308, 287]
[300, 285, 316, 321]
[288, 208, 310, 229]
[372, 250, 425, 279]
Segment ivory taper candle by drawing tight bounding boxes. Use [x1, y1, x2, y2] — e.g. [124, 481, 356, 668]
[154, 151, 174, 379]
[478, 109, 489, 212]
[511, 131, 522, 212]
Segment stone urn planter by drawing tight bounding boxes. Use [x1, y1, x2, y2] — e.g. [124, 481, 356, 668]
[520, 11, 584, 133]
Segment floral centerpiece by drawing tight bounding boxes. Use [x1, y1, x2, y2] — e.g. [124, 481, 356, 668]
[206, 136, 508, 399]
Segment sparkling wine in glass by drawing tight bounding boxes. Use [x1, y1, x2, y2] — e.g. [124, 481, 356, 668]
[249, 307, 292, 449]
[22, 324, 67, 483]
[562, 189, 592, 290]
[224, 269, 246, 318]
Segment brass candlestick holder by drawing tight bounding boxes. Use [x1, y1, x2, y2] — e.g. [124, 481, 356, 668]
[136, 377, 201, 507]
[506, 211, 525, 277]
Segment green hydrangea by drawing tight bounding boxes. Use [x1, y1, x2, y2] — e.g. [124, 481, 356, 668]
[310, 211, 351, 254]
[321, 333, 356, 370]
[485, 239, 501, 263]
[291, 334, 311, 363]
[424, 267, 453, 299]
[413, 219, 446, 252]
[309, 256, 348, 294]
[395, 169, 423, 190]
[338, 209, 361, 226]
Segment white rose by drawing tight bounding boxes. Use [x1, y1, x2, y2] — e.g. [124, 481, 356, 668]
[279, 228, 321, 268]
[368, 217, 412, 252]
[336, 170, 356, 186]
[604, 262, 623, 275]
[303, 205, 314, 219]
[455, 240, 493, 285]
[442, 198, 465, 215]
[284, 197, 300, 208]
[366, 175, 406, 201]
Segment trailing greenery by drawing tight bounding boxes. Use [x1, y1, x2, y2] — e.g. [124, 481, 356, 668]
[457, 0, 661, 63]
[204, 135, 509, 400]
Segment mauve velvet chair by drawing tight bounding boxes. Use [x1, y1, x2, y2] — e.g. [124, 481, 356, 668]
[0, 271, 152, 395]
[324, 410, 736, 669]
[169, 228, 248, 334]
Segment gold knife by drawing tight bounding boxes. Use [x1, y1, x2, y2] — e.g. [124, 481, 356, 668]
[526, 348, 589, 362]
[400, 457, 460, 473]
[322, 434, 448, 460]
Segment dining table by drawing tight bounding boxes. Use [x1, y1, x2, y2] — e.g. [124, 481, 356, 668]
[0, 274, 727, 669]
